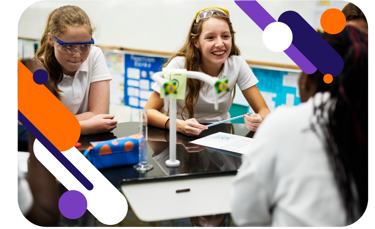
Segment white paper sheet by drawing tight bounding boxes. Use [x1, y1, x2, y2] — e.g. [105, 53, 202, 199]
[140, 90, 152, 100]
[129, 97, 139, 107]
[140, 79, 150, 90]
[127, 67, 140, 79]
[190, 132, 254, 154]
[286, 93, 295, 106]
[18, 40, 23, 59]
[110, 73, 125, 105]
[128, 79, 139, 87]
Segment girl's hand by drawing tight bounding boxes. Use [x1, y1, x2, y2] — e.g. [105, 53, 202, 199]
[177, 118, 208, 136]
[243, 113, 263, 132]
[82, 114, 118, 135]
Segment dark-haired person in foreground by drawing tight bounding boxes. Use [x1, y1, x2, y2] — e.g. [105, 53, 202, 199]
[230, 26, 368, 226]
[342, 2, 367, 34]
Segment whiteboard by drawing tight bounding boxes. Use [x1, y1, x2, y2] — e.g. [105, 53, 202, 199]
[18, 0, 348, 66]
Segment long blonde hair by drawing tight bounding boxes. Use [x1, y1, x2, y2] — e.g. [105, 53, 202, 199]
[165, 13, 240, 119]
[34, 5, 95, 99]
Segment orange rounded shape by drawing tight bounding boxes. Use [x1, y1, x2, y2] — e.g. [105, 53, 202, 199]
[124, 142, 134, 152]
[18, 60, 81, 151]
[112, 140, 118, 146]
[323, 74, 333, 84]
[92, 143, 98, 147]
[320, 8, 346, 34]
[129, 134, 142, 139]
[98, 145, 112, 155]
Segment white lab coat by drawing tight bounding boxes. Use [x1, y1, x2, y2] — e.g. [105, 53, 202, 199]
[230, 96, 346, 226]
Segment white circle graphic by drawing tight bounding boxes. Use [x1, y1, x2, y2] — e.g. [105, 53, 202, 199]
[263, 22, 293, 52]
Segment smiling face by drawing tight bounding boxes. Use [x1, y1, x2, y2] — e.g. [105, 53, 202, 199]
[48, 25, 91, 76]
[193, 17, 232, 75]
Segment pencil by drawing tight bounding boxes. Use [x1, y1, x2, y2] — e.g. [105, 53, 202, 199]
[206, 114, 246, 128]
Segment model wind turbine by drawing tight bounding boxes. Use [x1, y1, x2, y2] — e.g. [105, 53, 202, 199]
[152, 70, 229, 167]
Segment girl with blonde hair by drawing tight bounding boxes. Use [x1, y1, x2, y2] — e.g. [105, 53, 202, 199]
[35, 5, 117, 135]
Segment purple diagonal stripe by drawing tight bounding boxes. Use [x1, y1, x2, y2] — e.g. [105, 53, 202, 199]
[279, 11, 344, 76]
[18, 110, 94, 191]
[235, 0, 276, 30]
[235, 0, 317, 74]
[284, 44, 317, 74]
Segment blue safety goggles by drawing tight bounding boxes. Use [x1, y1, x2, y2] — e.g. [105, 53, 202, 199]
[53, 35, 94, 54]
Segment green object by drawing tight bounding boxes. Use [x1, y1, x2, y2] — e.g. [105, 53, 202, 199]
[160, 69, 187, 100]
[228, 104, 248, 124]
[214, 78, 229, 94]
[163, 80, 177, 95]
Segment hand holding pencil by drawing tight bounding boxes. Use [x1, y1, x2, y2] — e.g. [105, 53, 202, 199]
[205, 113, 263, 131]
[243, 113, 263, 131]
[206, 114, 247, 128]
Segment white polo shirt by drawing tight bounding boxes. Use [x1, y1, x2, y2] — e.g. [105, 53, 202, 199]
[230, 94, 347, 226]
[152, 56, 258, 123]
[58, 46, 111, 115]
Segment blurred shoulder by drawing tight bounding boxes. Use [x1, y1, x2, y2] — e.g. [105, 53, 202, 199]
[166, 56, 185, 68]
[226, 55, 247, 65]
[254, 99, 313, 140]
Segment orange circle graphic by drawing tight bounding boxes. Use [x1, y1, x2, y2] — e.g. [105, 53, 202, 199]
[323, 74, 333, 84]
[320, 8, 346, 34]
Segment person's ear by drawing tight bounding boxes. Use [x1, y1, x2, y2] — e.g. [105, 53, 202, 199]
[192, 37, 200, 49]
[298, 72, 310, 102]
[47, 33, 54, 47]
[298, 72, 307, 91]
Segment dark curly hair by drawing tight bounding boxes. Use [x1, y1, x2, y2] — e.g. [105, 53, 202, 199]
[309, 25, 368, 223]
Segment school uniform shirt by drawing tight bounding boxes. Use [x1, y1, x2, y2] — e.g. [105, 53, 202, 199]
[18, 169, 33, 215]
[58, 46, 111, 115]
[230, 94, 346, 226]
[152, 56, 258, 123]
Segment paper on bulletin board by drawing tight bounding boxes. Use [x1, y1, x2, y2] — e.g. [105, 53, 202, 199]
[235, 66, 300, 114]
[315, 0, 342, 8]
[310, 0, 343, 30]
[124, 54, 169, 109]
[109, 73, 124, 105]
[252, 67, 301, 109]
[23, 40, 36, 59]
[18, 40, 23, 59]
[104, 51, 125, 74]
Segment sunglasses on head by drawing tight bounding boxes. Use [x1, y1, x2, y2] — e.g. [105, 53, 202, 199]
[194, 7, 230, 23]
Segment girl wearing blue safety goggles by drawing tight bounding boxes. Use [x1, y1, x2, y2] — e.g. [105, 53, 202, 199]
[52, 35, 94, 55]
[34, 5, 117, 135]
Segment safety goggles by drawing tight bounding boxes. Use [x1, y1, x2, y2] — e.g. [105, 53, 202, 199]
[53, 35, 94, 54]
[194, 7, 230, 23]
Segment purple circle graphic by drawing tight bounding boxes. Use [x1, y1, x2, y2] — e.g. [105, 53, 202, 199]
[59, 190, 87, 219]
[33, 69, 48, 85]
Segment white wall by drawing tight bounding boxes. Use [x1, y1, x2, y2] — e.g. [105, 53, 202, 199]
[18, 0, 348, 66]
